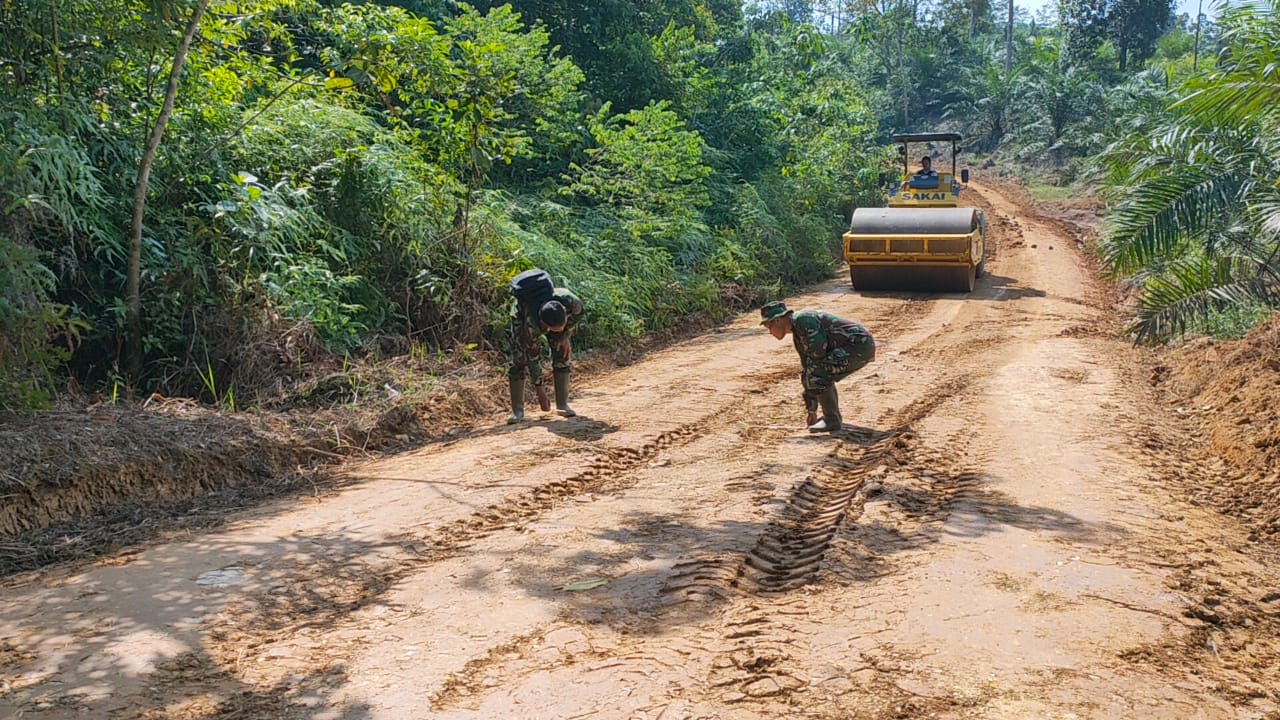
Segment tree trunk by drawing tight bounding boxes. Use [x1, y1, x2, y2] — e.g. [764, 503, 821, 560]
[1005, 0, 1014, 75]
[126, 0, 210, 386]
[1193, 0, 1203, 71]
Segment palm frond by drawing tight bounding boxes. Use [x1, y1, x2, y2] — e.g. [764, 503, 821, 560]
[1101, 163, 1253, 274]
[1129, 252, 1280, 342]
[1175, 80, 1280, 124]
[1174, 0, 1280, 123]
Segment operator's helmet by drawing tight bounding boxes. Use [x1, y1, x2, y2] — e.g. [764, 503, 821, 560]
[539, 300, 567, 328]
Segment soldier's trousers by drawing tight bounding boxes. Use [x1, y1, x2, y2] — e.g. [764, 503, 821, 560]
[508, 312, 570, 385]
[801, 336, 876, 411]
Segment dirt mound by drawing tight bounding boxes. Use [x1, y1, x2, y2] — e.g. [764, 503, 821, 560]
[0, 406, 308, 538]
[0, 360, 505, 576]
[1159, 317, 1280, 541]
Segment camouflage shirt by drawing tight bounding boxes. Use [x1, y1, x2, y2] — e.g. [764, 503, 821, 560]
[790, 310, 873, 367]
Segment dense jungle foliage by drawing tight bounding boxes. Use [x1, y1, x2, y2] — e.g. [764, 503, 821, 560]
[0, 0, 1271, 410]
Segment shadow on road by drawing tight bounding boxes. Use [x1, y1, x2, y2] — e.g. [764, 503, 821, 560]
[837, 272, 1047, 303]
[0, 531, 394, 718]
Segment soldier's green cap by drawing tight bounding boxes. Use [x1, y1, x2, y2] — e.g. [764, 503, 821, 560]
[760, 301, 791, 324]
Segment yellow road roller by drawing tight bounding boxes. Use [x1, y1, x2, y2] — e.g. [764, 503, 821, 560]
[843, 132, 986, 293]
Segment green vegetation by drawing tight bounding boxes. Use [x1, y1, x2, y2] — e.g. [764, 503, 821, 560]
[1092, 0, 1280, 342]
[0, 0, 884, 408]
[0, 0, 1272, 409]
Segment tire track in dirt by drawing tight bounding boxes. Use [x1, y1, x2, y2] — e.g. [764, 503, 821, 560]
[645, 373, 982, 704]
[333, 189, 1017, 714]
[654, 334, 976, 608]
[833, 437, 987, 585]
[659, 194, 1043, 707]
[405, 420, 710, 562]
[397, 301, 966, 714]
[193, 371, 821, 715]
[200, 416, 716, 658]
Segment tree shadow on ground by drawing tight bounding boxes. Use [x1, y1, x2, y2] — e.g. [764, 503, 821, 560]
[844, 272, 1047, 303]
[430, 413, 621, 446]
[1, 418, 1126, 716]
[0, 531, 401, 718]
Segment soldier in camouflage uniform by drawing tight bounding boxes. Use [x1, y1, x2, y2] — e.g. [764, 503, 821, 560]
[508, 287, 585, 424]
[760, 300, 876, 432]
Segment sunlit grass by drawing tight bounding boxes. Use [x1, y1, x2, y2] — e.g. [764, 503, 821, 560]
[1025, 183, 1078, 202]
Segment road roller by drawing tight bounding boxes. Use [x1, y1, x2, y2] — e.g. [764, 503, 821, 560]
[843, 132, 986, 293]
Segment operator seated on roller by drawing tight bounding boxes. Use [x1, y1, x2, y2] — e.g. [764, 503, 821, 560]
[908, 155, 940, 190]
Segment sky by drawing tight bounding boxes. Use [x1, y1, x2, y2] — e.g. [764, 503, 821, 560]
[1018, 0, 1208, 21]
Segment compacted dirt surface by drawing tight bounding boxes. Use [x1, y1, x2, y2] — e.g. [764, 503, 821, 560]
[4, 182, 1280, 719]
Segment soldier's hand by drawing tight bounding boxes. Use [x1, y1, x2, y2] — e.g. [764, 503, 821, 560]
[556, 337, 572, 358]
[806, 411, 818, 427]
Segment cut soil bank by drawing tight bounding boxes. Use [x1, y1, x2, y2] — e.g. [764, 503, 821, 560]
[0, 375, 496, 575]
[0, 408, 310, 539]
[1159, 319, 1280, 542]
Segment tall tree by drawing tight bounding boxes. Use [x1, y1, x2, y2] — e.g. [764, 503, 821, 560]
[1006, 0, 1014, 73]
[466, 0, 737, 112]
[1109, 0, 1175, 70]
[1060, 0, 1174, 70]
[1058, 0, 1109, 63]
[126, 0, 211, 383]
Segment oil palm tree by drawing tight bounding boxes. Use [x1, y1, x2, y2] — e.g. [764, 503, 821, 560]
[944, 44, 1020, 151]
[1096, 0, 1280, 342]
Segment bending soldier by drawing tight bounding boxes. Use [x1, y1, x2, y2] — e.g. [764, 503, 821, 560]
[760, 301, 876, 432]
[508, 270, 584, 424]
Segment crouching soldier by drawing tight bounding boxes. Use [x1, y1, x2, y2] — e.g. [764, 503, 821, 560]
[759, 301, 876, 432]
[507, 269, 585, 424]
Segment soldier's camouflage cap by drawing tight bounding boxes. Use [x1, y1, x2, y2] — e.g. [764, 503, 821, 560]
[760, 301, 791, 324]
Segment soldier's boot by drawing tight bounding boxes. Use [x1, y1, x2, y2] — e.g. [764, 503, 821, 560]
[807, 387, 842, 433]
[553, 369, 576, 417]
[507, 376, 526, 424]
[534, 382, 551, 412]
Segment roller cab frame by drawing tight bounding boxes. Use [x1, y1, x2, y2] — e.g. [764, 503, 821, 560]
[843, 132, 986, 292]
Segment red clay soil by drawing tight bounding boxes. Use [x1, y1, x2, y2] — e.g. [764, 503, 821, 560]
[0, 311, 728, 576]
[1159, 319, 1280, 542]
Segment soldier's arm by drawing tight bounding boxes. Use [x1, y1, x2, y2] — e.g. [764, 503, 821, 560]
[791, 315, 826, 359]
[559, 291, 584, 333]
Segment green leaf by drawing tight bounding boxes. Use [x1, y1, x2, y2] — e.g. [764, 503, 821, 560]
[561, 578, 609, 591]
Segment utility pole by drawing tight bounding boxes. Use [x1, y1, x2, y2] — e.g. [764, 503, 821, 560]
[1005, 0, 1014, 74]
[1193, 0, 1204, 71]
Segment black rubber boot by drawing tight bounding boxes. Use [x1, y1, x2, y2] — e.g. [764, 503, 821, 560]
[553, 370, 576, 417]
[507, 376, 525, 424]
[807, 387, 842, 433]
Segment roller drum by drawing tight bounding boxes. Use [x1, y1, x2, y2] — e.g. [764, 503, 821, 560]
[848, 207, 979, 235]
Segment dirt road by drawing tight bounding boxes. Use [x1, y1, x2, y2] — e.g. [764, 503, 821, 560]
[4, 183, 1280, 719]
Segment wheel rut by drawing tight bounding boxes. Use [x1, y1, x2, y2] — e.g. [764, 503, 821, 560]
[406, 419, 709, 562]
[642, 371, 989, 705]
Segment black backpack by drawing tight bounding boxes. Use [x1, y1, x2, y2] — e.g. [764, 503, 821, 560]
[510, 268, 555, 311]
